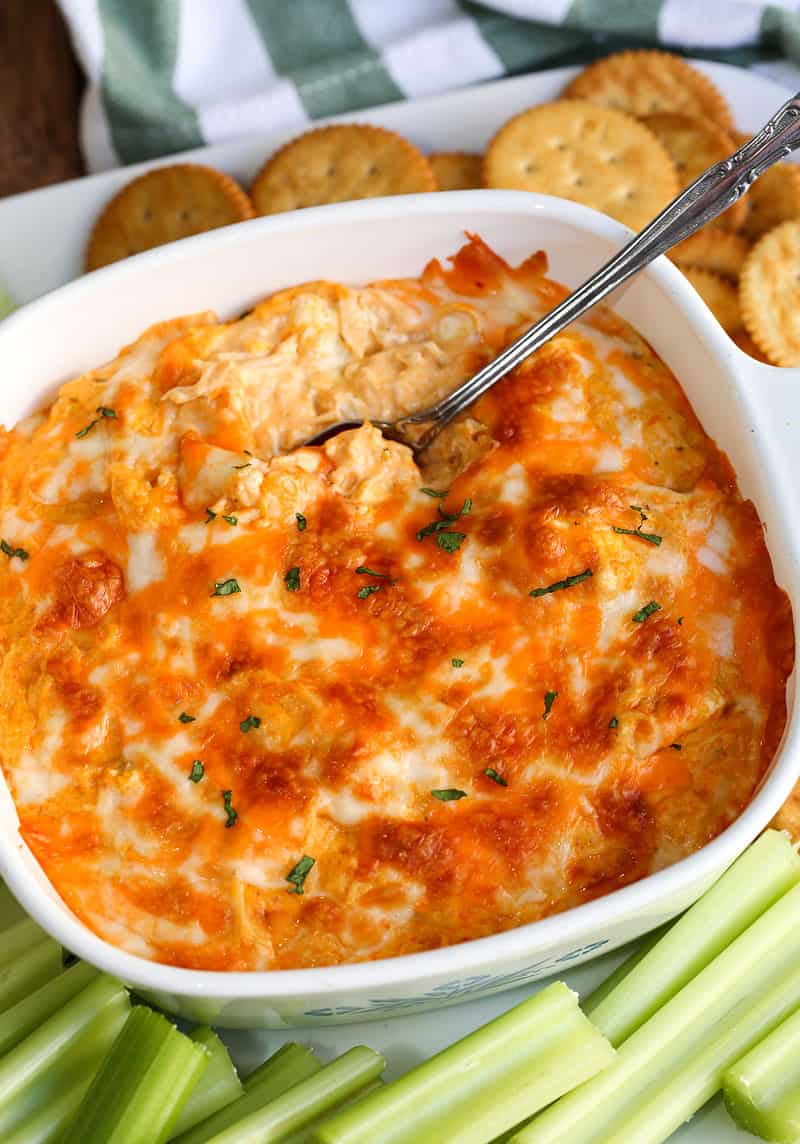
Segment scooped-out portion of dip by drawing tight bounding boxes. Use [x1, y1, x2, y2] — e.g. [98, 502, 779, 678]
[0, 237, 791, 971]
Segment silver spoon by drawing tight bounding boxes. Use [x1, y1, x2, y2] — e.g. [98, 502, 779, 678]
[305, 91, 800, 457]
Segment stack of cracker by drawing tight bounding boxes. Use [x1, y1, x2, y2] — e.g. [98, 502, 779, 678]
[82, 51, 800, 368]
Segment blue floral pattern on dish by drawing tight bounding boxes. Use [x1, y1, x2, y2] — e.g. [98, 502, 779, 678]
[303, 939, 609, 1017]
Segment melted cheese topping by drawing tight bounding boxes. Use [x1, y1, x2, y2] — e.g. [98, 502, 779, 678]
[0, 239, 792, 971]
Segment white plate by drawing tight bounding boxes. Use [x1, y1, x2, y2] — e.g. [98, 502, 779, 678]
[0, 60, 796, 306]
[3, 60, 791, 1141]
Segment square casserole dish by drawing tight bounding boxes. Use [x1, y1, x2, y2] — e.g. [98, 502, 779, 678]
[0, 190, 797, 1028]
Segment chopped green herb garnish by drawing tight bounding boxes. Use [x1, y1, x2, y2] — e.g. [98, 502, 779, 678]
[612, 526, 663, 546]
[222, 790, 238, 828]
[484, 768, 507, 787]
[612, 505, 662, 546]
[232, 461, 251, 470]
[287, 855, 315, 895]
[355, 568, 397, 597]
[530, 568, 593, 598]
[451, 658, 464, 668]
[0, 539, 28, 561]
[178, 712, 195, 724]
[417, 498, 471, 549]
[678, 616, 684, 626]
[437, 531, 466, 553]
[243, 449, 253, 456]
[239, 715, 261, 733]
[632, 600, 662, 623]
[431, 788, 467, 802]
[417, 519, 448, 541]
[671, 743, 683, 751]
[609, 716, 619, 729]
[296, 512, 307, 532]
[284, 567, 300, 591]
[204, 508, 217, 523]
[433, 498, 472, 524]
[189, 760, 204, 783]
[211, 578, 241, 597]
[222, 514, 238, 526]
[420, 487, 449, 498]
[357, 584, 383, 599]
[543, 690, 558, 721]
[76, 406, 117, 438]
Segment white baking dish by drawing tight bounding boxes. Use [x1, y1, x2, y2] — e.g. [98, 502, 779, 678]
[0, 191, 798, 1029]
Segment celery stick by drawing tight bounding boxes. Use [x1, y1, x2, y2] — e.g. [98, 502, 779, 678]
[198, 1046, 384, 1144]
[2, 994, 128, 1142]
[584, 829, 800, 1045]
[174, 1043, 321, 1144]
[281, 1081, 385, 1144]
[723, 1004, 800, 1142]
[0, 882, 25, 932]
[0, 918, 53, 967]
[169, 1027, 243, 1138]
[0, 960, 97, 1055]
[579, 925, 668, 1013]
[67, 1005, 210, 1144]
[314, 983, 614, 1144]
[0, 937, 62, 1013]
[513, 880, 800, 1143]
[242, 1041, 319, 1091]
[0, 976, 128, 1110]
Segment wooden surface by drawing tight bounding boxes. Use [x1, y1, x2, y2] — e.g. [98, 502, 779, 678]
[0, 0, 84, 198]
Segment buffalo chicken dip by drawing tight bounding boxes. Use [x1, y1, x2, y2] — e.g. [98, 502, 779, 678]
[0, 238, 791, 970]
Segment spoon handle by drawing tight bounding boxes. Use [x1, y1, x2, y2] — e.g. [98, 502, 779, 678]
[402, 91, 800, 444]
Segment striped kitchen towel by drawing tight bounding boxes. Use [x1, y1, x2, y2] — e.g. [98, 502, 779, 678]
[55, 0, 800, 172]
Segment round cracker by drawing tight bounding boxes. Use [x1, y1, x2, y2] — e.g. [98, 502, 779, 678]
[669, 226, 750, 278]
[429, 152, 483, 191]
[483, 100, 678, 231]
[682, 267, 742, 335]
[250, 125, 436, 215]
[740, 220, 800, 366]
[85, 164, 254, 271]
[741, 163, 800, 242]
[732, 330, 770, 364]
[563, 50, 734, 132]
[642, 113, 746, 232]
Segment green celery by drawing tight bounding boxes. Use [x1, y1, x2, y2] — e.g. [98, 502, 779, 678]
[0, 975, 129, 1138]
[723, 1005, 800, 1142]
[169, 1027, 243, 1138]
[513, 880, 800, 1143]
[314, 984, 613, 1144]
[4, 1078, 90, 1144]
[0, 918, 53, 967]
[281, 1081, 385, 1144]
[242, 1042, 318, 1091]
[0, 882, 25, 931]
[196, 1046, 384, 1144]
[3, 997, 128, 1143]
[579, 926, 667, 1014]
[584, 829, 800, 1045]
[0, 938, 63, 1013]
[66, 1005, 210, 1144]
[174, 1043, 321, 1144]
[0, 960, 97, 1055]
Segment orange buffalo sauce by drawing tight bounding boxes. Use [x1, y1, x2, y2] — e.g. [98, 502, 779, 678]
[0, 238, 791, 971]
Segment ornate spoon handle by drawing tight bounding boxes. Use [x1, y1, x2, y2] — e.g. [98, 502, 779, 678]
[396, 92, 800, 449]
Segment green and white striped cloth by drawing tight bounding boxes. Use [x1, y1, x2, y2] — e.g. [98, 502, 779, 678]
[56, 0, 800, 173]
